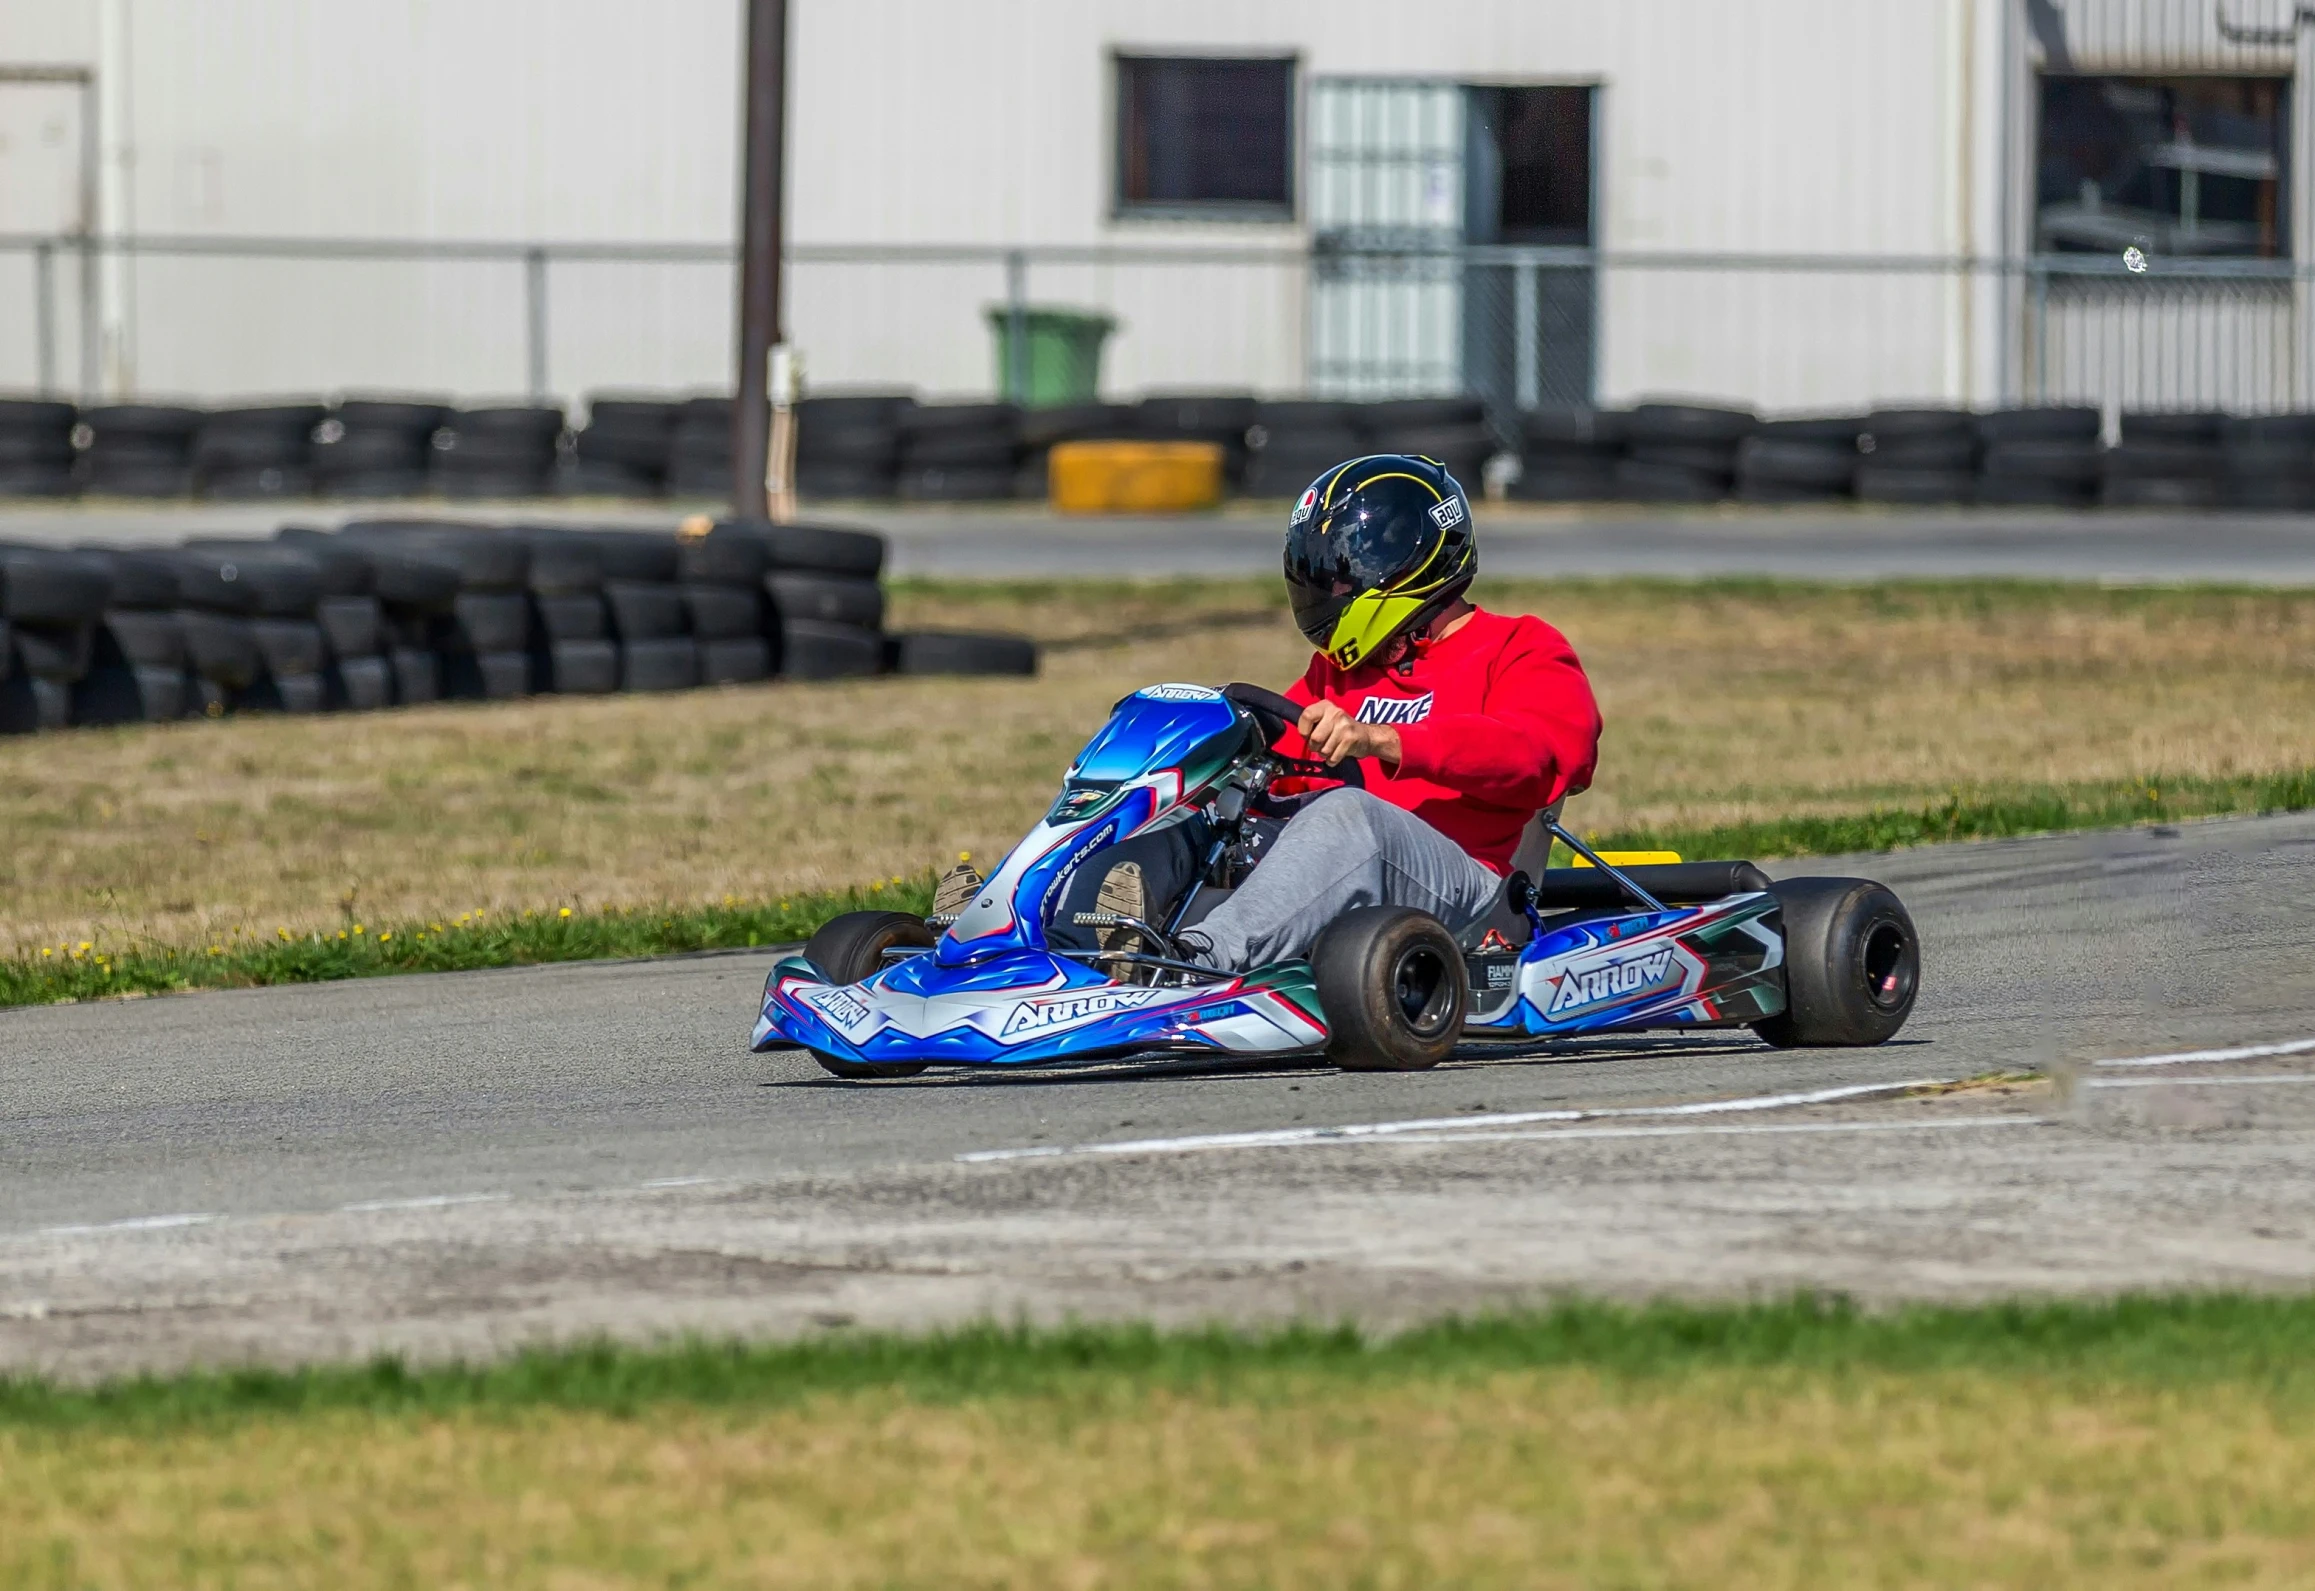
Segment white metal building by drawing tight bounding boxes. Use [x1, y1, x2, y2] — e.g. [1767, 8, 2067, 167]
[1, 0, 2309, 413]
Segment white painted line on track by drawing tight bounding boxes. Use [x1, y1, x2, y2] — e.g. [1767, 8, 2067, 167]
[640, 1176, 716, 1189]
[336, 1192, 508, 1214]
[955, 1078, 1949, 1164]
[2093, 1036, 2315, 1070]
[1327, 1115, 2040, 1149]
[2087, 1073, 2315, 1090]
[37, 1212, 218, 1237]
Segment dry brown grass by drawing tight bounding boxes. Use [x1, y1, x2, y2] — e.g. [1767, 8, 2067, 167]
[7, 1368, 2314, 1587]
[5, 579, 2313, 953]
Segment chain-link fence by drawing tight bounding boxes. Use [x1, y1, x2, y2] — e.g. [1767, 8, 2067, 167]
[5, 232, 2315, 421]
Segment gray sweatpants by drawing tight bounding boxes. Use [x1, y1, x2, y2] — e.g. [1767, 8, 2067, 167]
[1179, 787, 1503, 971]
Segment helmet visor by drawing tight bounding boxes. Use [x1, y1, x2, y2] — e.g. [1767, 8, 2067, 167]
[1284, 500, 1437, 595]
[1286, 567, 1355, 649]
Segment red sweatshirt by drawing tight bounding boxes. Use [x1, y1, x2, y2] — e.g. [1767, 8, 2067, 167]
[1280, 607, 1603, 874]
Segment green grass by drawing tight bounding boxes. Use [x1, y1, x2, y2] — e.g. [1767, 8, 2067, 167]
[1597, 768, 2315, 862]
[6, 1294, 2312, 1431]
[0, 874, 933, 1009]
[5, 766, 2313, 1012]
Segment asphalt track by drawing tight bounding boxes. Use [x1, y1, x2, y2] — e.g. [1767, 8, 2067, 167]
[7, 812, 2315, 1376]
[8, 500, 2315, 584]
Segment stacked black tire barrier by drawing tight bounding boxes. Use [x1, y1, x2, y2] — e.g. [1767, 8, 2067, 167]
[2104, 411, 2226, 510]
[315, 397, 449, 499]
[1855, 408, 1979, 504]
[2221, 412, 2315, 511]
[1976, 407, 2102, 507]
[678, 524, 773, 686]
[431, 406, 565, 499]
[667, 397, 732, 498]
[1137, 391, 1259, 489]
[520, 527, 617, 695]
[79, 406, 202, 497]
[0, 545, 110, 730]
[176, 541, 332, 713]
[569, 396, 679, 498]
[739, 519, 889, 678]
[1734, 416, 1865, 503]
[0, 515, 1032, 736]
[897, 403, 1020, 501]
[1366, 397, 1499, 488]
[194, 404, 324, 500]
[340, 521, 535, 698]
[1509, 407, 1625, 502]
[0, 399, 79, 498]
[1244, 401, 1363, 498]
[27, 388, 2315, 511]
[274, 527, 395, 710]
[73, 546, 189, 725]
[1617, 402, 1755, 500]
[796, 391, 915, 500]
[1012, 401, 1135, 500]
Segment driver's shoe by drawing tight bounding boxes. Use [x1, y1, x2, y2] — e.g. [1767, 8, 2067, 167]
[930, 861, 983, 921]
[1095, 861, 1148, 957]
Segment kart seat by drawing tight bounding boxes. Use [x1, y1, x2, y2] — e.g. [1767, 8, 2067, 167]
[1455, 804, 1564, 953]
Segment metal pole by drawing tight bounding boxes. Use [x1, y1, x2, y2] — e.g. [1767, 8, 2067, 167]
[1004, 247, 1028, 402]
[518, 248, 544, 400]
[732, 0, 789, 520]
[33, 241, 56, 396]
[1513, 254, 1539, 410]
[78, 235, 98, 400]
[78, 74, 100, 400]
[524, 246, 548, 401]
[2032, 259, 2048, 403]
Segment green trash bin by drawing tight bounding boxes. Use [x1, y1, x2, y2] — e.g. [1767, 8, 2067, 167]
[985, 304, 1117, 408]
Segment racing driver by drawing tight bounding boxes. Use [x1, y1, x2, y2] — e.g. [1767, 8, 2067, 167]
[938, 452, 1604, 971]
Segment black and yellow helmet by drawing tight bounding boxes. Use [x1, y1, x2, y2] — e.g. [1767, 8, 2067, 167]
[1283, 454, 1477, 670]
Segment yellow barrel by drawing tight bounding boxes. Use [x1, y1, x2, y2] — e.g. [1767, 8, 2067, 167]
[1048, 440, 1225, 514]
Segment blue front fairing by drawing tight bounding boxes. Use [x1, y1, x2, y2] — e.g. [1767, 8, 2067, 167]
[755, 946, 1329, 1066]
[1070, 687, 1244, 783]
[934, 685, 1252, 964]
[751, 681, 1314, 1068]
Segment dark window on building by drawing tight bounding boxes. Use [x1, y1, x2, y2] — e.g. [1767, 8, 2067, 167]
[1488, 86, 1593, 241]
[1116, 56, 1294, 217]
[2037, 75, 2289, 258]
[1464, 85, 1592, 244]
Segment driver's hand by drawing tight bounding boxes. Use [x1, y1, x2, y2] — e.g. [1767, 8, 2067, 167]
[1298, 699, 1402, 769]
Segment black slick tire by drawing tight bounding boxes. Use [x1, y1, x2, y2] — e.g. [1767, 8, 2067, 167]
[888, 629, 1038, 677]
[780, 620, 884, 679]
[699, 636, 771, 684]
[802, 909, 936, 1078]
[542, 638, 620, 694]
[1310, 905, 1467, 1071]
[764, 572, 883, 630]
[619, 637, 698, 692]
[1752, 878, 1920, 1047]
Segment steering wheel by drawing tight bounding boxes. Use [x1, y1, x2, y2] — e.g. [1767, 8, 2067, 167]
[1222, 682, 1367, 789]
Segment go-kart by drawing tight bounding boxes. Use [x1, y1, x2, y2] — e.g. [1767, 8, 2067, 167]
[753, 681, 1920, 1078]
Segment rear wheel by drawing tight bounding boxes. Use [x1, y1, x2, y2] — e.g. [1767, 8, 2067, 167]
[802, 910, 935, 1079]
[1752, 878, 1919, 1047]
[1311, 906, 1467, 1072]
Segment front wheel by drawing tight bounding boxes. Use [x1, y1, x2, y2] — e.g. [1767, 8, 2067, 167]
[1752, 878, 1919, 1047]
[1311, 906, 1467, 1072]
[802, 909, 934, 1079]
